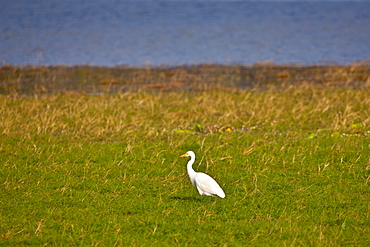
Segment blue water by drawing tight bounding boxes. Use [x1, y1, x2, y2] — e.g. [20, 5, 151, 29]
[1, 1, 369, 66]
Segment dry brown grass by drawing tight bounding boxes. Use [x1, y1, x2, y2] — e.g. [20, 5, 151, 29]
[1, 88, 369, 141]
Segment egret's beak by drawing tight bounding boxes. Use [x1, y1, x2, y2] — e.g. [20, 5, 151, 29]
[180, 153, 187, 157]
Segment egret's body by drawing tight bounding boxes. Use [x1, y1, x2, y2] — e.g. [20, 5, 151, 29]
[180, 151, 225, 198]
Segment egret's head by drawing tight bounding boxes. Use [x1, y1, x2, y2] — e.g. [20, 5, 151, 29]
[180, 151, 195, 158]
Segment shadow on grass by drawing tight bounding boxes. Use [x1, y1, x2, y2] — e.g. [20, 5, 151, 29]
[170, 196, 202, 202]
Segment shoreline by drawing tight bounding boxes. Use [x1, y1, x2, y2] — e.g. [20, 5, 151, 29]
[1, 62, 369, 94]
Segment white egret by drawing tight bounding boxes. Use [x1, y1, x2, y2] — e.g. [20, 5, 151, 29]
[180, 151, 225, 198]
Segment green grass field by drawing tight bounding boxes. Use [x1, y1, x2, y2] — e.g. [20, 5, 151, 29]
[1, 65, 370, 246]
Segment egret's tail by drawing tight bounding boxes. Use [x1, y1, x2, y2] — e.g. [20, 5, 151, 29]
[217, 190, 226, 198]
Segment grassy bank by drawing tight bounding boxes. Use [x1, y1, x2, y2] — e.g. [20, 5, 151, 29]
[1, 64, 370, 245]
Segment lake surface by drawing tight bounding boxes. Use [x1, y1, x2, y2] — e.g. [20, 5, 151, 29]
[1, 0, 369, 67]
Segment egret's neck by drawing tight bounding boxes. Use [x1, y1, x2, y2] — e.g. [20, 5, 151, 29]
[187, 155, 197, 178]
